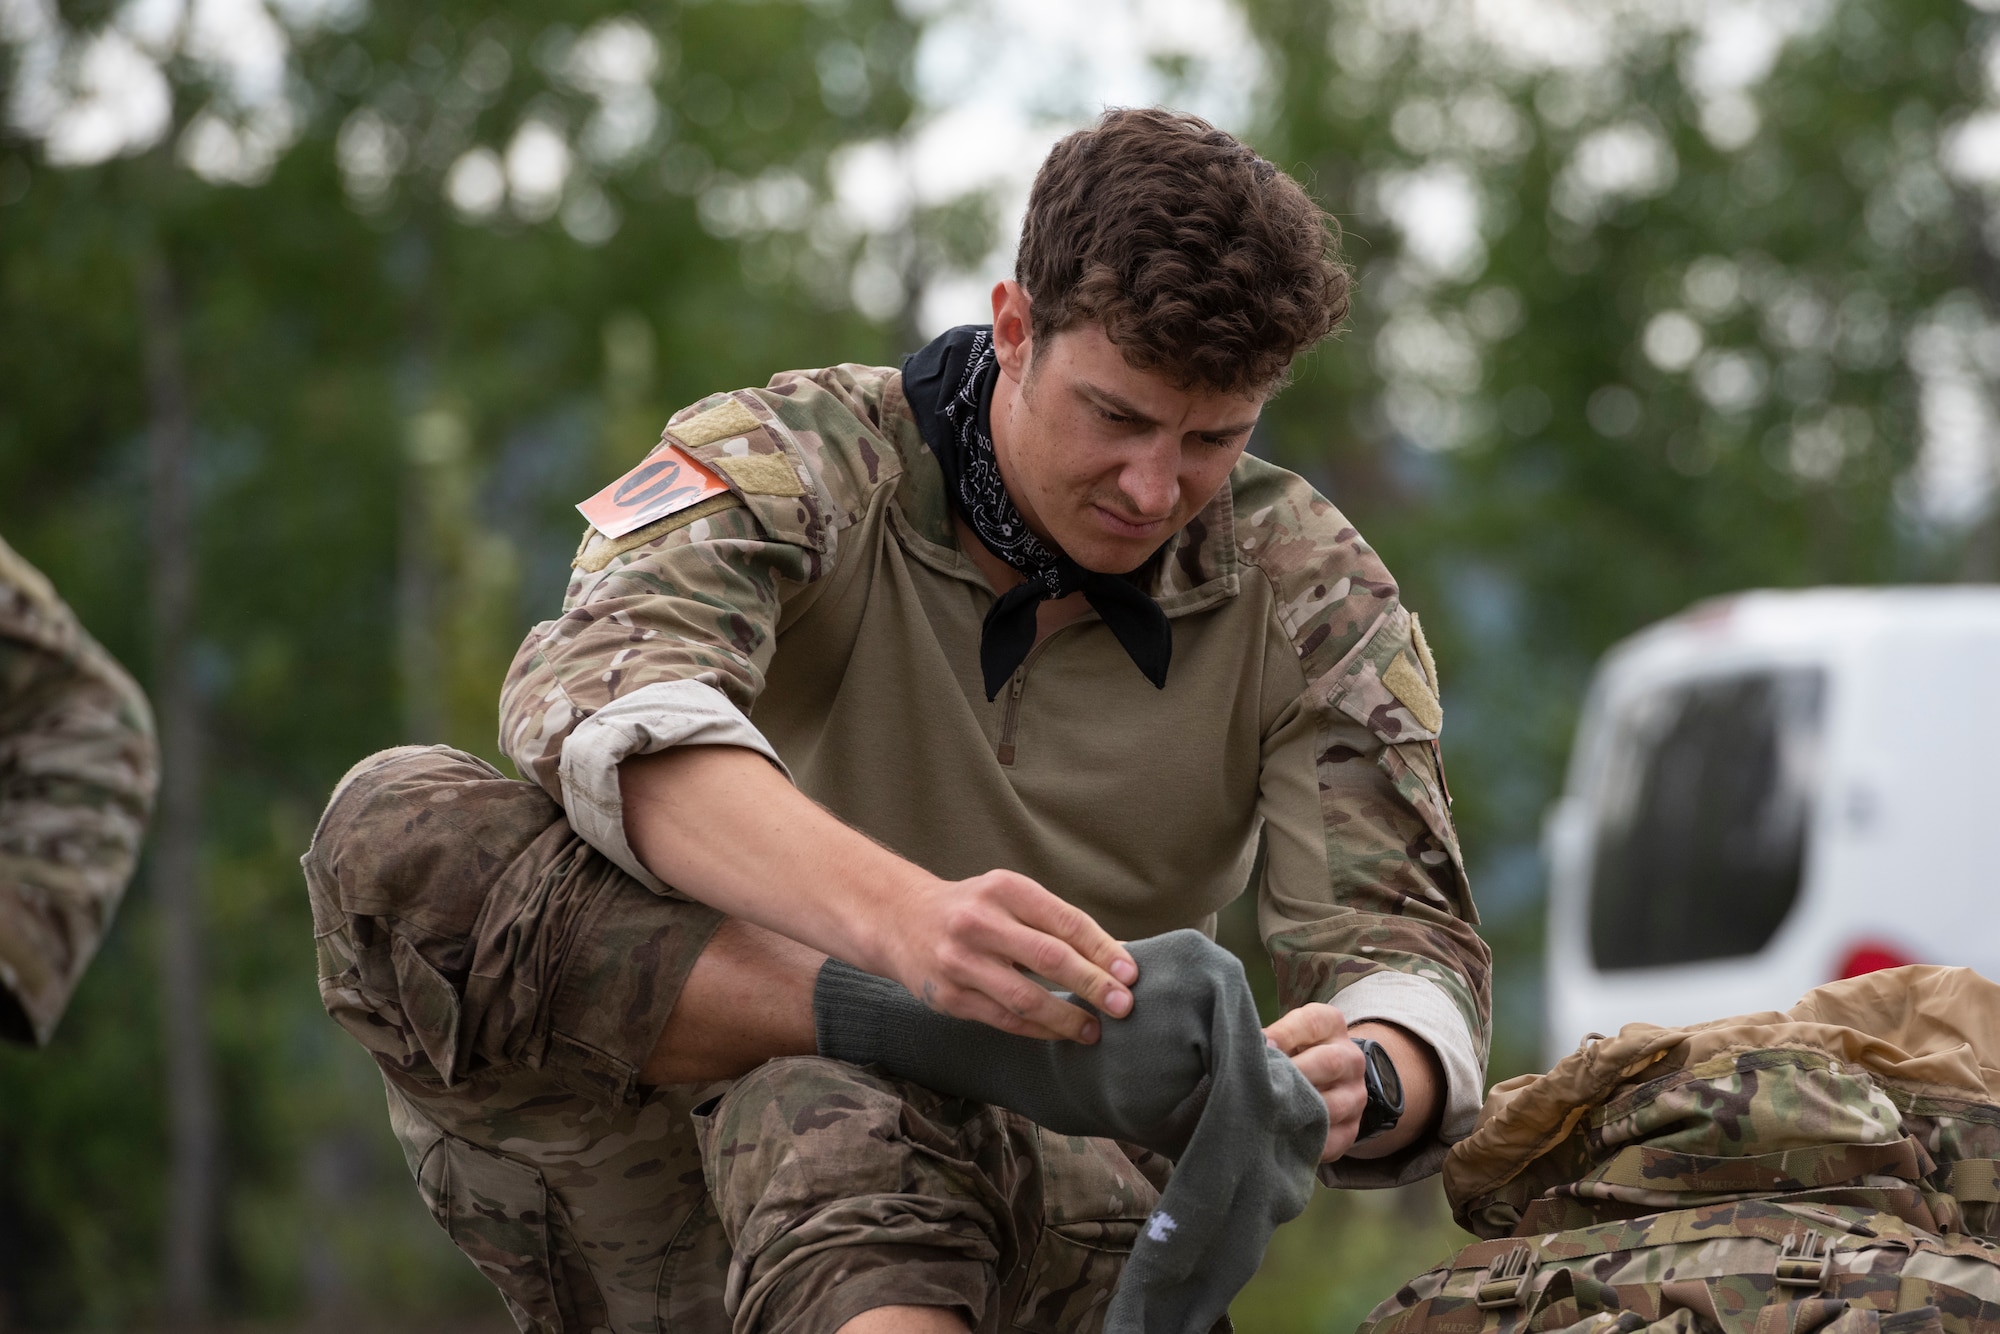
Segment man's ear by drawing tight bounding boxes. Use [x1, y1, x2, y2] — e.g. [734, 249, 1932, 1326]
[990, 279, 1034, 381]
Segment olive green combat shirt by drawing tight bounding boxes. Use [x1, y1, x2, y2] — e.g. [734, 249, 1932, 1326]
[500, 361, 1493, 1184]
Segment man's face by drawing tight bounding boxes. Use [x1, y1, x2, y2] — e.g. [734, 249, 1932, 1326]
[988, 291, 1265, 575]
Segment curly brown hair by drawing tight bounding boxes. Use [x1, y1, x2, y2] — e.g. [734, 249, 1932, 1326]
[1015, 107, 1350, 396]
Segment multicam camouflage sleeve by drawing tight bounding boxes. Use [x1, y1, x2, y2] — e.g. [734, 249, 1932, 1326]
[497, 370, 881, 889]
[0, 534, 157, 1047]
[1232, 462, 1493, 1188]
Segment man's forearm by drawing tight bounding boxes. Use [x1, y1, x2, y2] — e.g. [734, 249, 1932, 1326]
[617, 743, 1138, 1046]
[621, 745, 928, 980]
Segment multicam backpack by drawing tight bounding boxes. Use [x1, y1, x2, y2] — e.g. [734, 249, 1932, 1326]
[1361, 967, 2000, 1334]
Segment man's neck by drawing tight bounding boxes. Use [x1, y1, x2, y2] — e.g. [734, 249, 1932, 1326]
[952, 515, 1093, 646]
[961, 352, 1094, 644]
[983, 348, 1061, 553]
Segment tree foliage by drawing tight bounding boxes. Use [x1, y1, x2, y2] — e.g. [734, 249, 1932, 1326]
[1236, 0, 2000, 1083]
[1, 0, 924, 1323]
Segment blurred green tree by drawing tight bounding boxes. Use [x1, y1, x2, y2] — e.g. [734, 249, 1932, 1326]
[0, 0, 927, 1325]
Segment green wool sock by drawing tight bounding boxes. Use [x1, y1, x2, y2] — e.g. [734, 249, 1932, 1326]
[813, 929, 1328, 1334]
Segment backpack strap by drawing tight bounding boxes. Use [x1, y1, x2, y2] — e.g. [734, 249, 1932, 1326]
[1941, 1158, 2000, 1203]
[1572, 1137, 1932, 1201]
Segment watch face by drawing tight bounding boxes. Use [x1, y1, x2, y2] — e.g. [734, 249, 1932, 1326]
[1353, 1037, 1405, 1142]
[1365, 1039, 1403, 1107]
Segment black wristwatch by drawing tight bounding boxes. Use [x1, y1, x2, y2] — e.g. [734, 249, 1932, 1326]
[1353, 1037, 1405, 1142]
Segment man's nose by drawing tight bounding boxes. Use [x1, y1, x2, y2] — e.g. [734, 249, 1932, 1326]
[1118, 438, 1182, 519]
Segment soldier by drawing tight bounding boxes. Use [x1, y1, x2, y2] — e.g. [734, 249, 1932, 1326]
[0, 533, 157, 1047]
[307, 108, 1491, 1332]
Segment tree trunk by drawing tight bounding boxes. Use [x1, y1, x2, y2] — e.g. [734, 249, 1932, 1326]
[396, 224, 447, 745]
[396, 436, 446, 743]
[141, 256, 218, 1331]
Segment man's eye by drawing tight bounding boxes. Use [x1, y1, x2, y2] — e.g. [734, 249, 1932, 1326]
[1100, 409, 1138, 426]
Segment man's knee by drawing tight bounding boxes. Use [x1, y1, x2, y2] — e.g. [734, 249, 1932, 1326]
[697, 1055, 1015, 1334]
[697, 1054, 1019, 1253]
[699, 1055, 1163, 1334]
[309, 740, 722, 1101]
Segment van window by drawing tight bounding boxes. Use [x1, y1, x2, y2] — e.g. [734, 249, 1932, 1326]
[1588, 669, 1825, 970]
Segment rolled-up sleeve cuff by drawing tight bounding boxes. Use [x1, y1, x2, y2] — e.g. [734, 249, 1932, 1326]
[556, 679, 790, 893]
[1318, 969, 1486, 1190]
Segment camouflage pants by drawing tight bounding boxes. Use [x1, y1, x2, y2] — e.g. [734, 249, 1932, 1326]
[383, 1055, 1168, 1334]
[308, 745, 1165, 1331]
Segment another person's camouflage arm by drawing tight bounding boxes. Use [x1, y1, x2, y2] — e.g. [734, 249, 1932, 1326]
[0, 535, 157, 1047]
[498, 369, 881, 888]
[1237, 469, 1492, 1188]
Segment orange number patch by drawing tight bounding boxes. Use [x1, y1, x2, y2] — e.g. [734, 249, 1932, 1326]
[576, 445, 733, 540]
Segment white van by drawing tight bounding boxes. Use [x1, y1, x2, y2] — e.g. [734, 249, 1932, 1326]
[1541, 587, 2000, 1063]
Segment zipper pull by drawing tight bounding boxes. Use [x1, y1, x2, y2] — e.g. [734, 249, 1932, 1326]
[997, 669, 1026, 766]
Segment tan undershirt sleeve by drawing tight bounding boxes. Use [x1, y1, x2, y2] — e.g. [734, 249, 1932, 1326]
[1330, 970, 1484, 1143]
[556, 678, 791, 893]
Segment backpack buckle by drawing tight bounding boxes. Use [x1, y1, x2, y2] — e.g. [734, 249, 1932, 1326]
[1475, 1245, 1538, 1309]
[1775, 1232, 1830, 1290]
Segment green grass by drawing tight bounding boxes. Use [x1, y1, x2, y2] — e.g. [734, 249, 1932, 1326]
[1231, 1177, 1472, 1334]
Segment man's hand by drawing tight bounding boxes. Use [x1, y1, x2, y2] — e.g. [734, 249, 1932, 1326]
[1263, 1006, 1443, 1163]
[621, 744, 1136, 1048]
[886, 869, 1138, 1043]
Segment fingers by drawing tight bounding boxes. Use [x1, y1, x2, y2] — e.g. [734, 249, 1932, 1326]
[924, 978, 1098, 1045]
[888, 874, 1113, 1043]
[954, 951, 1107, 1042]
[1263, 1000, 1347, 1057]
[917, 872, 1134, 1041]
[894, 870, 1143, 1045]
[1266, 1004, 1368, 1162]
[993, 873, 1138, 1013]
[1321, 1075, 1366, 1163]
[1289, 1030, 1365, 1093]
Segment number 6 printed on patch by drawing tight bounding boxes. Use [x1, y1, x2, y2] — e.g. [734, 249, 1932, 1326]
[575, 445, 733, 540]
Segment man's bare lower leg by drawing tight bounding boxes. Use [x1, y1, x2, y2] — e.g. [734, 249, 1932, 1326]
[837, 1305, 970, 1333]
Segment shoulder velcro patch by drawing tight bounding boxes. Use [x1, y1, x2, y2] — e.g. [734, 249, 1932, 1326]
[710, 453, 804, 497]
[1410, 611, 1440, 693]
[667, 397, 762, 449]
[1383, 651, 1444, 735]
[572, 493, 745, 573]
[1323, 605, 1442, 743]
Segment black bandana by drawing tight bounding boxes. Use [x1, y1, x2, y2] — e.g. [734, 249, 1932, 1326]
[903, 325, 1172, 701]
